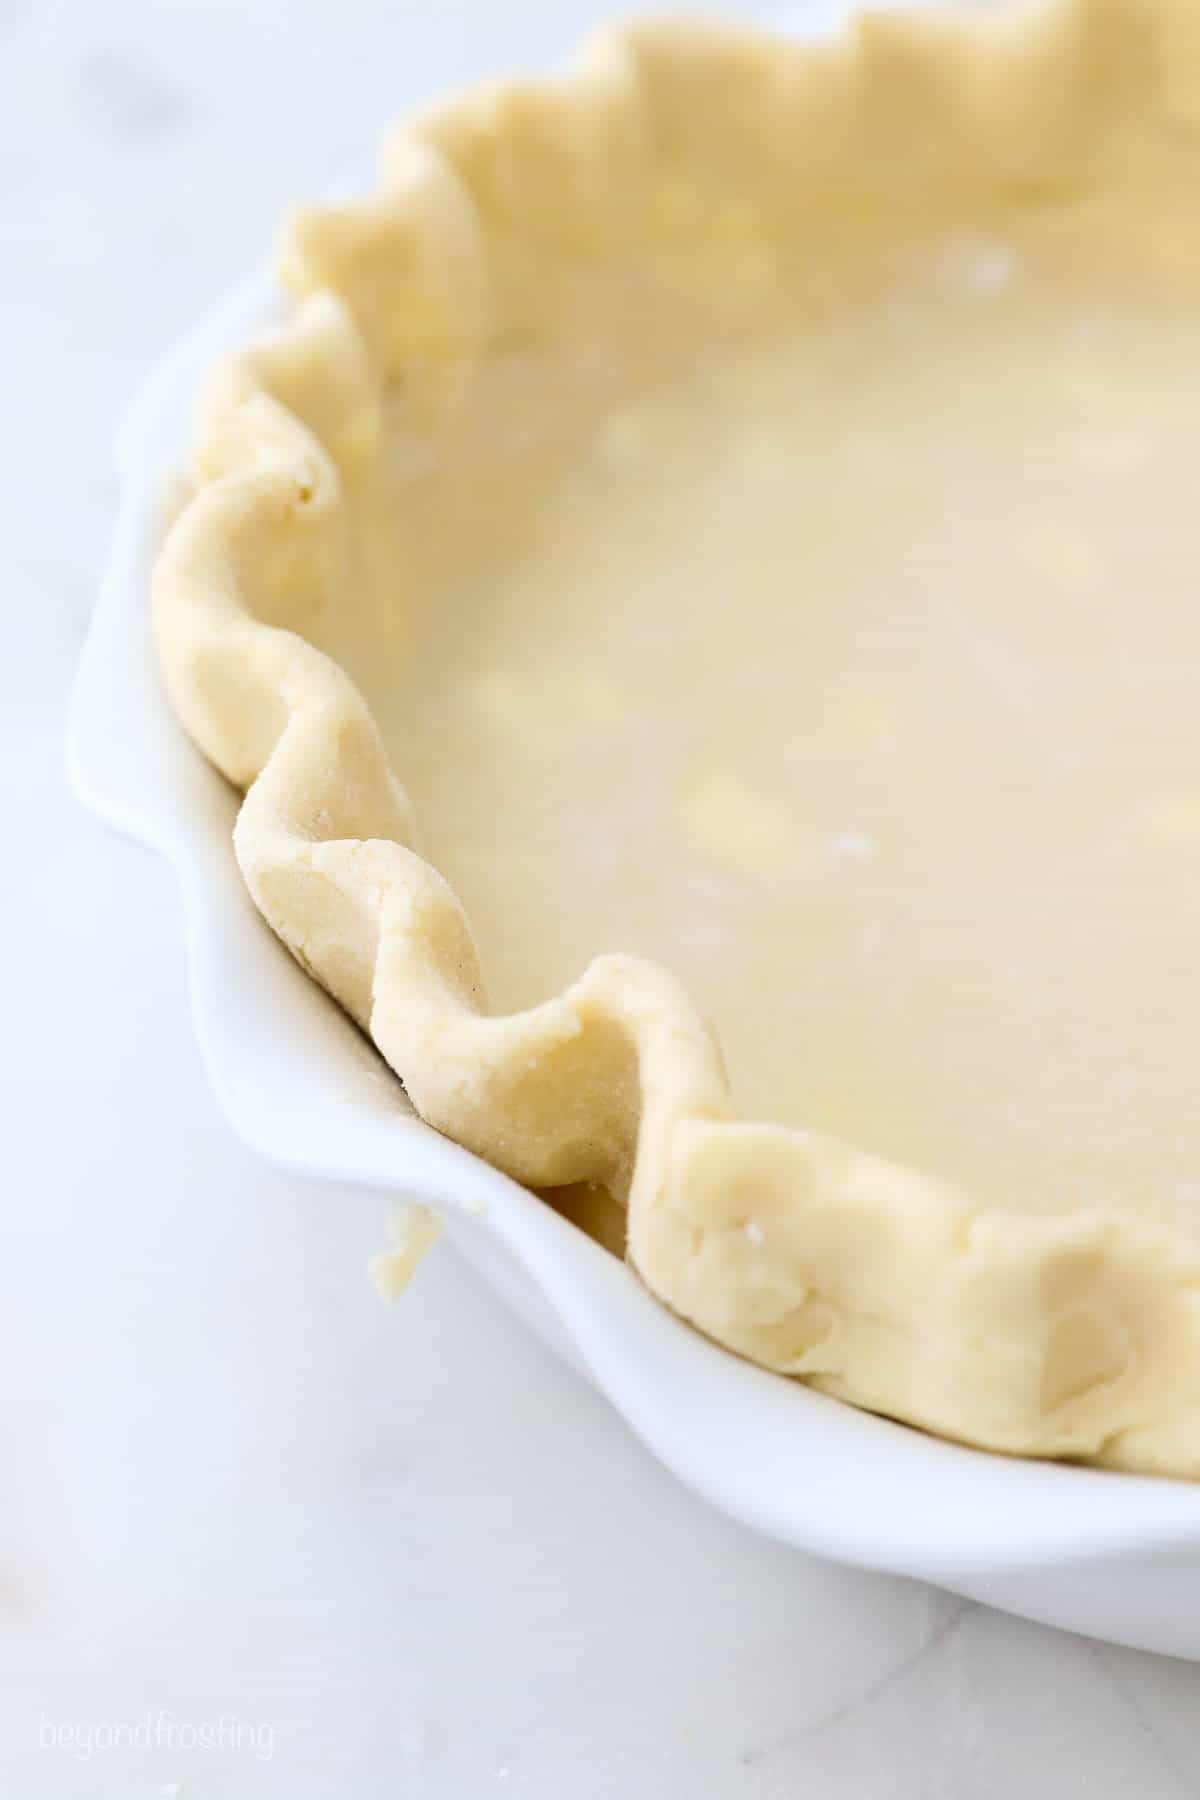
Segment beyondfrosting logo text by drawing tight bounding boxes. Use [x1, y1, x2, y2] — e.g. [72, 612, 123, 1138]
[38, 1710, 275, 1762]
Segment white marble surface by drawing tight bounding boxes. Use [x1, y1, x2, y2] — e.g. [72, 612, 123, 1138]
[5, 0, 1200, 1793]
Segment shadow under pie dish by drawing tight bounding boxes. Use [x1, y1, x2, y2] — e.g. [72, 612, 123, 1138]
[152, 0, 1200, 1479]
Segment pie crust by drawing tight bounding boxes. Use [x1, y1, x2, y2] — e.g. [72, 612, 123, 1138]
[154, 0, 1200, 1476]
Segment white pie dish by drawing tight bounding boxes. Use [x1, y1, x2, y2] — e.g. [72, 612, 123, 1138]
[68, 3, 1200, 1660]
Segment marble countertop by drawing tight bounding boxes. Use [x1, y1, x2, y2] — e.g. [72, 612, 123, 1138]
[4, 0, 1200, 1793]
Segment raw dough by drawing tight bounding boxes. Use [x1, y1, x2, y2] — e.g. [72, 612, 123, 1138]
[154, 0, 1200, 1475]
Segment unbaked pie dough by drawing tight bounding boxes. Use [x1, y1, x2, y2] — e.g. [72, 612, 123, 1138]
[154, 0, 1200, 1475]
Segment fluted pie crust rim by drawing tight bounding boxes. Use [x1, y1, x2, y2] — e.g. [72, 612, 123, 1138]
[153, 0, 1200, 1477]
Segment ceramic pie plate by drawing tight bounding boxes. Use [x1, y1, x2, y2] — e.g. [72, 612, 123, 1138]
[69, 0, 1200, 1659]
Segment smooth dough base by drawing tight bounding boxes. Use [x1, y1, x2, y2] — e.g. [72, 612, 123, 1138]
[153, 1, 1200, 1476]
[349, 195, 1200, 1237]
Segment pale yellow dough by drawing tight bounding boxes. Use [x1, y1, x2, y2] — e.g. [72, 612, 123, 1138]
[154, 0, 1200, 1475]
